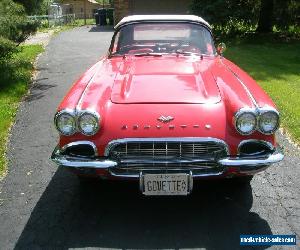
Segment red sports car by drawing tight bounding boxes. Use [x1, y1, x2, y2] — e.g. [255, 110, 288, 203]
[51, 15, 284, 195]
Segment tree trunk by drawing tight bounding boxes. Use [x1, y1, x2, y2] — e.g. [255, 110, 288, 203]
[256, 0, 274, 33]
[84, 0, 87, 25]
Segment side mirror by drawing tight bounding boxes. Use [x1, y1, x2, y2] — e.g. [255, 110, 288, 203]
[217, 43, 227, 56]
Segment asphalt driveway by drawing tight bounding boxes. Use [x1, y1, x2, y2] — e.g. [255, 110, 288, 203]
[0, 26, 299, 250]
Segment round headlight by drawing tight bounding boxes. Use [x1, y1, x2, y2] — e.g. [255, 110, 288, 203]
[258, 111, 279, 134]
[55, 111, 76, 136]
[235, 111, 257, 135]
[78, 112, 100, 136]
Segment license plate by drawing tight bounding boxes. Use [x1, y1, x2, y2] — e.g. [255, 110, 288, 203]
[141, 173, 192, 196]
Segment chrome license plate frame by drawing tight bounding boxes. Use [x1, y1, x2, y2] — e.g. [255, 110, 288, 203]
[140, 172, 193, 196]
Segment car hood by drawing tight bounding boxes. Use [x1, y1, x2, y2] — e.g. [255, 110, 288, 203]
[110, 56, 221, 104]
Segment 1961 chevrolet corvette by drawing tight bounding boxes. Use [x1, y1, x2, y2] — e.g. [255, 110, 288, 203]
[51, 15, 284, 195]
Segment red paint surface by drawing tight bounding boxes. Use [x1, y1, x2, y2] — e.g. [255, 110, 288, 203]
[58, 54, 276, 155]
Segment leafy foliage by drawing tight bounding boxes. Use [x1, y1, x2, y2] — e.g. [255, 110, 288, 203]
[0, 37, 17, 59]
[274, 0, 300, 29]
[0, 0, 39, 59]
[190, 0, 260, 34]
[95, 0, 112, 5]
[192, 0, 260, 25]
[190, 0, 300, 36]
[14, 0, 44, 15]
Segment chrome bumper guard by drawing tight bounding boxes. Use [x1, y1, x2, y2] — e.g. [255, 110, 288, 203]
[51, 145, 284, 177]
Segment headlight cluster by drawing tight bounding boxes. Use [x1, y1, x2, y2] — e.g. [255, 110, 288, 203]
[235, 107, 279, 135]
[54, 110, 100, 136]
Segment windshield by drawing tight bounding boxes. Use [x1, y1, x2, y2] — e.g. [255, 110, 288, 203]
[111, 22, 216, 56]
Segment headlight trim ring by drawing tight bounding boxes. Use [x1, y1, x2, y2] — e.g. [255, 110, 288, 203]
[234, 108, 258, 135]
[54, 109, 77, 136]
[77, 110, 101, 136]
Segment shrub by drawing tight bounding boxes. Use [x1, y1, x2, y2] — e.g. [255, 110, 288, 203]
[0, 0, 39, 59]
[0, 37, 17, 59]
[190, 0, 259, 34]
[190, 0, 300, 38]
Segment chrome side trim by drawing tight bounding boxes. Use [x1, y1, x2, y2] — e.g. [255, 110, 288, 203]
[61, 141, 98, 156]
[76, 61, 103, 111]
[222, 61, 259, 109]
[104, 137, 230, 157]
[237, 139, 274, 156]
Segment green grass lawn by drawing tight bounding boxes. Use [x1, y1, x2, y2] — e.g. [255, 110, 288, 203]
[38, 18, 96, 33]
[74, 18, 96, 26]
[225, 38, 300, 143]
[0, 45, 44, 176]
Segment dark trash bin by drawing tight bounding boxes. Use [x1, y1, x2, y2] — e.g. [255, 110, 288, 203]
[94, 13, 99, 25]
[106, 8, 114, 25]
[98, 8, 107, 26]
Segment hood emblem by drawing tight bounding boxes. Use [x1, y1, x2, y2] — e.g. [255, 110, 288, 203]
[157, 115, 174, 123]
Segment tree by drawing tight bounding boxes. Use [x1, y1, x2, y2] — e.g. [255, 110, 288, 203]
[40, 0, 53, 15]
[256, 0, 274, 32]
[95, 0, 112, 5]
[190, 0, 260, 34]
[257, 0, 300, 32]
[0, 0, 38, 58]
[14, 0, 45, 15]
[191, 0, 300, 35]
[274, 0, 300, 30]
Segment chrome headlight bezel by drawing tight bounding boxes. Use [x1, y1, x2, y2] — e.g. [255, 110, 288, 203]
[258, 108, 280, 135]
[234, 108, 258, 135]
[77, 110, 101, 136]
[54, 109, 77, 136]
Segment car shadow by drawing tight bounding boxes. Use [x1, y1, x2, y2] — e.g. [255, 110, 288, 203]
[24, 81, 56, 102]
[89, 25, 114, 32]
[15, 168, 272, 249]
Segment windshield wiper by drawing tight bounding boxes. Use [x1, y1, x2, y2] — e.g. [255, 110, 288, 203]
[175, 50, 198, 56]
[110, 53, 124, 57]
[134, 52, 163, 57]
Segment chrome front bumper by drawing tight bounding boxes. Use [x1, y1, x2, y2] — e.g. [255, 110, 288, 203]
[51, 145, 284, 177]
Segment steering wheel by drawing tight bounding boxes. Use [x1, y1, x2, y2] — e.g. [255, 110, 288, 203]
[175, 41, 201, 54]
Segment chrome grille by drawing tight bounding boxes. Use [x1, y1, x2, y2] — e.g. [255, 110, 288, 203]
[106, 138, 228, 176]
[108, 141, 227, 159]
